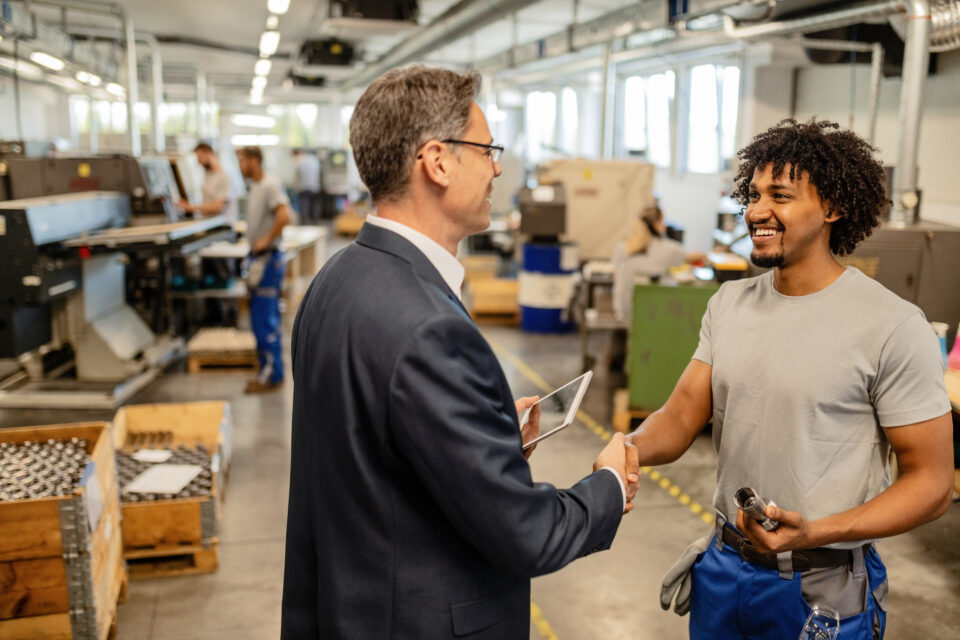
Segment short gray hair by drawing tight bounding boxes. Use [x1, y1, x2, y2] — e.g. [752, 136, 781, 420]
[349, 65, 481, 203]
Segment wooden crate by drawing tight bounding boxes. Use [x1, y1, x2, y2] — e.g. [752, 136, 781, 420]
[111, 403, 230, 579]
[0, 423, 127, 640]
[187, 328, 257, 372]
[466, 278, 519, 323]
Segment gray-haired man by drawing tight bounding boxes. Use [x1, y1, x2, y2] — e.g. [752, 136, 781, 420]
[281, 65, 640, 639]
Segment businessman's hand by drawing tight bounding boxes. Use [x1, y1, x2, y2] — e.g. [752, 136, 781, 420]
[515, 396, 541, 459]
[594, 433, 641, 513]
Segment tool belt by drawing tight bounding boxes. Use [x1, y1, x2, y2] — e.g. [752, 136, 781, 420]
[720, 525, 869, 573]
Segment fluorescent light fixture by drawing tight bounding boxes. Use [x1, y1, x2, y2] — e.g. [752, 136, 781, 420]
[249, 93, 263, 106]
[267, 0, 290, 15]
[105, 82, 125, 97]
[230, 113, 276, 128]
[252, 75, 268, 91]
[254, 58, 272, 76]
[266, 15, 279, 29]
[259, 30, 280, 57]
[88, 74, 102, 87]
[29, 51, 65, 71]
[76, 70, 90, 83]
[231, 134, 280, 146]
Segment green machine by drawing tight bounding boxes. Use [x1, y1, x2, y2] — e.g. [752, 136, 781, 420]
[628, 283, 719, 411]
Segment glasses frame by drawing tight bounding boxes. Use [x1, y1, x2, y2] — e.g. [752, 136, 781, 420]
[441, 139, 504, 164]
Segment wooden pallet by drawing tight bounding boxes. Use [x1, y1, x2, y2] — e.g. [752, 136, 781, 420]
[0, 423, 127, 640]
[125, 543, 219, 580]
[187, 328, 257, 372]
[470, 311, 520, 325]
[611, 388, 651, 433]
[187, 352, 258, 372]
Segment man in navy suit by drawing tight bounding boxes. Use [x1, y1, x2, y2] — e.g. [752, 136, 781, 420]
[281, 66, 640, 639]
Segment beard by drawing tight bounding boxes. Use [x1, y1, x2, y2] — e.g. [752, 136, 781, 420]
[751, 247, 785, 268]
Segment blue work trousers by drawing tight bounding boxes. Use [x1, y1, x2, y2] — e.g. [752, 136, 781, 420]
[250, 250, 285, 384]
[690, 532, 888, 640]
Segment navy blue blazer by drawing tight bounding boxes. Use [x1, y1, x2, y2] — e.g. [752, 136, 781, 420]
[281, 223, 623, 639]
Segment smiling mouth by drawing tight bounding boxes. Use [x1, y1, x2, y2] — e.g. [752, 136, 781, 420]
[750, 226, 783, 244]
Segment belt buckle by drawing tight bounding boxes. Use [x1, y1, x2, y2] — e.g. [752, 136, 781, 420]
[737, 536, 753, 560]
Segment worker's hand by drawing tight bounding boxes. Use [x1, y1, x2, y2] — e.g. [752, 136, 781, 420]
[594, 433, 641, 513]
[252, 237, 270, 254]
[737, 504, 812, 554]
[515, 396, 540, 459]
[178, 200, 193, 214]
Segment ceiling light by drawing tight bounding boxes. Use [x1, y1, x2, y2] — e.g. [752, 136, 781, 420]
[254, 59, 272, 76]
[259, 30, 280, 57]
[267, 0, 290, 15]
[266, 15, 279, 30]
[105, 82, 125, 97]
[76, 70, 90, 83]
[252, 76, 268, 91]
[29, 51, 65, 71]
[231, 113, 276, 128]
[249, 92, 263, 106]
[88, 74, 102, 87]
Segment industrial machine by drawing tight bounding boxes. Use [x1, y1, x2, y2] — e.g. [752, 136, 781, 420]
[534, 160, 656, 261]
[0, 150, 183, 220]
[848, 221, 960, 347]
[0, 191, 233, 409]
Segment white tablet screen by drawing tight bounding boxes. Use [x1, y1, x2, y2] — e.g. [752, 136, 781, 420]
[521, 371, 593, 450]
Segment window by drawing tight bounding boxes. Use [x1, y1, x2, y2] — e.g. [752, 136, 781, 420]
[559, 87, 579, 155]
[686, 64, 740, 173]
[621, 71, 674, 167]
[524, 91, 557, 164]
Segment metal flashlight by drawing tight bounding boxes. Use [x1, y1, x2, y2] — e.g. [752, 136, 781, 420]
[735, 487, 780, 531]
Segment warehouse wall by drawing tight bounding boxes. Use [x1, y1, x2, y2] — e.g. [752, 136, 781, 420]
[794, 49, 960, 227]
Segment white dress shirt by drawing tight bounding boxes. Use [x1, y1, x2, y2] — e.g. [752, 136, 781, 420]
[365, 214, 465, 300]
[364, 213, 626, 509]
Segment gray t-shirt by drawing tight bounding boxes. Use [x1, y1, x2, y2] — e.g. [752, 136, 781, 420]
[246, 173, 289, 249]
[202, 169, 238, 226]
[693, 267, 949, 548]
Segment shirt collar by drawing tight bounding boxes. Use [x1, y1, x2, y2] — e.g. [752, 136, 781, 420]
[365, 214, 465, 300]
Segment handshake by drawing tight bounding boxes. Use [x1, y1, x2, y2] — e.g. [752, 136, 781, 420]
[516, 396, 641, 514]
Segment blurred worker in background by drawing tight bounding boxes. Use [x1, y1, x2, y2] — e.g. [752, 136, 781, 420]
[180, 142, 238, 227]
[612, 205, 707, 321]
[629, 119, 952, 639]
[292, 148, 321, 223]
[237, 146, 291, 393]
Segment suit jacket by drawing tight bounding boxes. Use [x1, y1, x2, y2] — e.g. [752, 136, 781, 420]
[281, 223, 624, 639]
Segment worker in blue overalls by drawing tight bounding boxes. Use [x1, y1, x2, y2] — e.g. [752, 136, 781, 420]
[237, 145, 292, 393]
[625, 119, 953, 639]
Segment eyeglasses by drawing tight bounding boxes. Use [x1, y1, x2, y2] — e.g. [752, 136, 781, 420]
[442, 139, 504, 164]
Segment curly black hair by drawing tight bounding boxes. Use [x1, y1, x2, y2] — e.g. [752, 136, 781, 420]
[733, 118, 889, 256]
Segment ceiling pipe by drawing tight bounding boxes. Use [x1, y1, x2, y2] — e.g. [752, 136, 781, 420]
[890, 0, 931, 226]
[721, 1, 904, 39]
[68, 27, 165, 153]
[23, 0, 141, 157]
[339, 0, 543, 91]
[798, 38, 884, 144]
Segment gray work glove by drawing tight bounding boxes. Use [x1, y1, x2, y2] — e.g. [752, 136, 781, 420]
[660, 534, 711, 616]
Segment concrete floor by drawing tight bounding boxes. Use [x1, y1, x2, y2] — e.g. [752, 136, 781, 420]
[1, 296, 957, 638]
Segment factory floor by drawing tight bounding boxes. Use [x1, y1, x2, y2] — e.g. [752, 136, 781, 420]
[2, 284, 958, 639]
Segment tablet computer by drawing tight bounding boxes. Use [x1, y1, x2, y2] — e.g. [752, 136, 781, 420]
[521, 371, 593, 451]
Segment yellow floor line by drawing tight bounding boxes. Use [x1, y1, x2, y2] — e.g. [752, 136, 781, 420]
[488, 336, 714, 528]
[530, 601, 559, 640]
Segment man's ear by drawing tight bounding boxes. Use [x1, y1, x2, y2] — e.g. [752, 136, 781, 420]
[418, 140, 451, 188]
[825, 205, 842, 222]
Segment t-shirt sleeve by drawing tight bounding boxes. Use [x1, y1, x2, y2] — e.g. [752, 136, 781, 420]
[691, 290, 716, 366]
[212, 173, 230, 201]
[267, 181, 290, 212]
[871, 311, 951, 427]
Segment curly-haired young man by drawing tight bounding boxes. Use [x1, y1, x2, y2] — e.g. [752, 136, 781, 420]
[627, 119, 952, 639]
